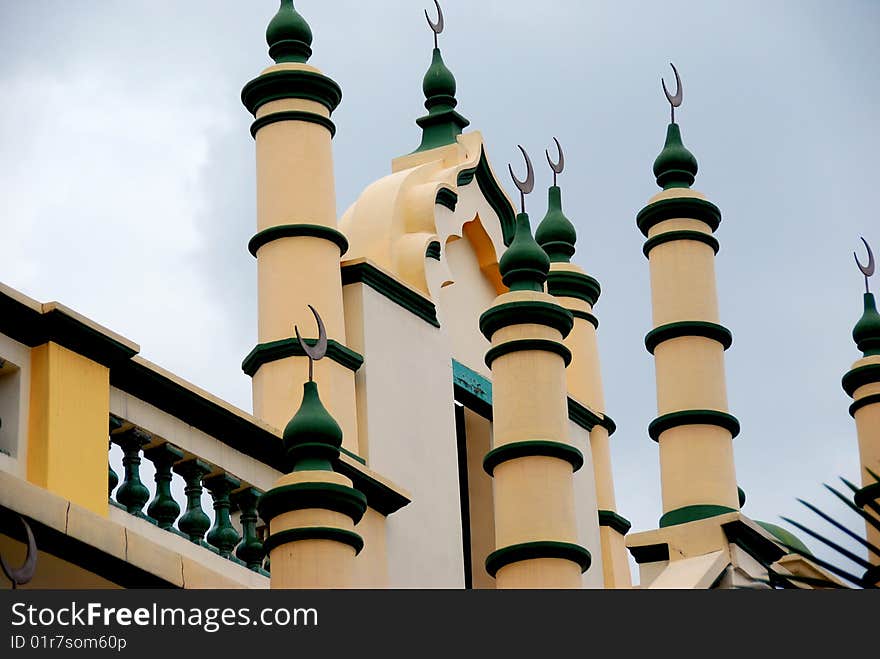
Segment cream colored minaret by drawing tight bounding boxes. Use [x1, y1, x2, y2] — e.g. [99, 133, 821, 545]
[842, 245, 880, 584]
[241, 1, 361, 455]
[638, 109, 740, 527]
[535, 156, 631, 588]
[258, 352, 367, 588]
[479, 162, 590, 588]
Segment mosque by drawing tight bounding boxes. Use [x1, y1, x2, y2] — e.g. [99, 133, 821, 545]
[0, 1, 877, 589]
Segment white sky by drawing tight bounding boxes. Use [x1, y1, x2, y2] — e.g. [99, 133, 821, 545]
[1, 1, 878, 579]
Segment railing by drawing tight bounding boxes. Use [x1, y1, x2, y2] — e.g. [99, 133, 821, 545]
[107, 414, 269, 575]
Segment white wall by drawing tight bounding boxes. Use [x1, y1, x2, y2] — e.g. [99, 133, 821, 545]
[346, 282, 465, 588]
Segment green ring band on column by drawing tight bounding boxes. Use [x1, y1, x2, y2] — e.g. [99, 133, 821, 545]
[262, 527, 364, 555]
[570, 309, 599, 329]
[854, 482, 880, 509]
[645, 321, 733, 354]
[484, 339, 572, 369]
[485, 541, 591, 577]
[479, 300, 574, 341]
[642, 230, 720, 258]
[659, 504, 738, 528]
[843, 364, 880, 396]
[546, 270, 601, 307]
[483, 440, 584, 476]
[598, 510, 632, 535]
[243, 338, 363, 377]
[248, 224, 349, 258]
[257, 482, 368, 525]
[648, 409, 741, 442]
[242, 69, 343, 115]
[848, 393, 880, 417]
[636, 196, 722, 237]
[599, 414, 617, 437]
[250, 110, 336, 139]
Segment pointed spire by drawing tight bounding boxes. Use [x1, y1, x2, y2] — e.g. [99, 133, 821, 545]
[853, 294, 880, 357]
[413, 2, 469, 152]
[266, 0, 313, 64]
[853, 238, 879, 357]
[653, 123, 699, 189]
[653, 64, 698, 189]
[500, 213, 551, 292]
[282, 306, 340, 472]
[536, 139, 576, 263]
[536, 187, 577, 263]
[283, 381, 342, 472]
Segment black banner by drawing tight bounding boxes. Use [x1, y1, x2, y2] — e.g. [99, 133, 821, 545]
[0, 589, 870, 656]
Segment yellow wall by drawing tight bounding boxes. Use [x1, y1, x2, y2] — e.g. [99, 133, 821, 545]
[851, 358, 880, 558]
[27, 342, 109, 517]
[0, 535, 121, 590]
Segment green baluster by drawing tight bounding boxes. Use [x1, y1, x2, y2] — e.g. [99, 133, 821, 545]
[173, 459, 211, 544]
[204, 473, 242, 558]
[108, 415, 123, 498]
[232, 487, 265, 570]
[144, 443, 184, 530]
[113, 428, 151, 516]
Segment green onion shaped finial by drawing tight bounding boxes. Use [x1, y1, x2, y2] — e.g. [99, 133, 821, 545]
[413, 1, 469, 152]
[653, 64, 698, 189]
[283, 381, 343, 472]
[653, 122, 699, 189]
[853, 238, 880, 356]
[266, 0, 313, 64]
[536, 138, 577, 263]
[500, 213, 551, 293]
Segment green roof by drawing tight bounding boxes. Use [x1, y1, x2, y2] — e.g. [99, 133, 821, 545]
[756, 521, 812, 556]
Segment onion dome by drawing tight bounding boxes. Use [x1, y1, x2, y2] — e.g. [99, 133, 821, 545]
[283, 381, 342, 471]
[653, 123, 699, 189]
[500, 213, 551, 292]
[756, 521, 813, 556]
[536, 186, 577, 263]
[423, 48, 456, 103]
[853, 293, 880, 357]
[414, 48, 470, 153]
[266, 0, 313, 64]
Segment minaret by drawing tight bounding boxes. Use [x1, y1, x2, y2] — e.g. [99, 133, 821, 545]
[637, 67, 740, 528]
[258, 312, 367, 588]
[843, 238, 880, 576]
[535, 141, 631, 588]
[479, 149, 590, 588]
[241, 1, 361, 455]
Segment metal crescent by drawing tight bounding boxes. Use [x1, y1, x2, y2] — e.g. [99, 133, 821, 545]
[509, 145, 535, 195]
[855, 236, 876, 278]
[1, 516, 37, 587]
[546, 137, 565, 175]
[662, 62, 683, 108]
[295, 305, 328, 362]
[425, 0, 444, 35]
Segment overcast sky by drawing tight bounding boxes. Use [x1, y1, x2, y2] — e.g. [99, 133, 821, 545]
[2, 1, 878, 578]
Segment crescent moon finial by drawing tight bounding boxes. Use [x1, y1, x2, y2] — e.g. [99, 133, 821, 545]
[508, 145, 535, 214]
[545, 137, 565, 187]
[662, 62, 683, 124]
[855, 237, 875, 294]
[295, 305, 328, 383]
[1, 516, 37, 589]
[425, 0, 444, 49]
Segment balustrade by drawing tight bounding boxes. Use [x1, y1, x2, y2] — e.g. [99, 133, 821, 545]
[105, 415, 267, 574]
[112, 427, 151, 516]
